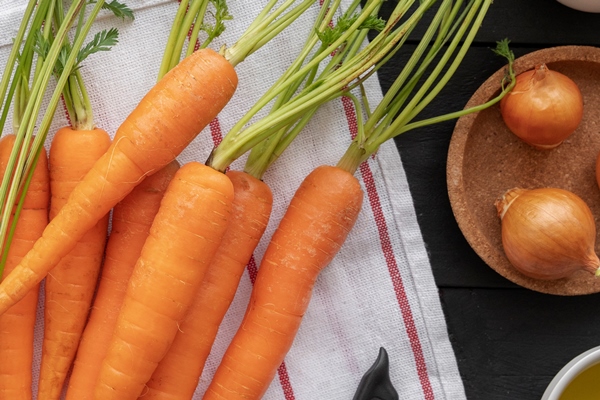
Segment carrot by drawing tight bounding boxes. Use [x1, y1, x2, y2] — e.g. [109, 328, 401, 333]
[0, 3, 65, 397]
[36, 126, 111, 400]
[0, 47, 237, 316]
[0, 134, 49, 400]
[64, 160, 179, 400]
[203, 165, 363, 400]
[140, 170, 272, 400]
[36, 3, 134, 395]
[93, 161, 233, 400]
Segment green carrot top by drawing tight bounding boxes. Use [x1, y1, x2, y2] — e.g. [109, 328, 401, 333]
[33, 0, 133, 130]
[205, 0, 517, 179]
[158, 0, 232, 80]
[337, 4, 517, 173]
[205, 0, 434, 174]
[0, 0, 132, 275]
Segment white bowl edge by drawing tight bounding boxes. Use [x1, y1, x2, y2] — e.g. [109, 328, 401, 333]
[541, 346, 600, 399]
[556, 0, 600, 13]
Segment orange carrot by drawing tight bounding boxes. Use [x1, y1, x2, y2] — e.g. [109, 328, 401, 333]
[141, 170, 272, 400]
[203, 165, 363, 400]
[0, 48, 238, 316]
[0, 134, 49, 400]
[65, 160, 179, 400]
[36, 126, 111, 399]
[93, 161, 234, 400]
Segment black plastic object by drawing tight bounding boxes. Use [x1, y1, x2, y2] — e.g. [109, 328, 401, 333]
[352, 347, 399, 400]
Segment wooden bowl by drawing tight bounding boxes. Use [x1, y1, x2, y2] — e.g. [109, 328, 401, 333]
[447, 45, 600, 295]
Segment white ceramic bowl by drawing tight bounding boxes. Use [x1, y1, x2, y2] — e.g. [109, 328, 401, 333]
[557, 0, 600, 12]
[541, 346, 600, 399]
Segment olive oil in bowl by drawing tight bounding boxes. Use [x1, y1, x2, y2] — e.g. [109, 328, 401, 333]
[559, 362, 600, 400]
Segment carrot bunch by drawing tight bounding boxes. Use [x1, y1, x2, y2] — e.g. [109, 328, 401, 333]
[201, 0, 518, 398]
[0, 0, 321, 396]
[0, 0, 518, 399]
[0, 1, 330, 399]
[0, 0, 319, 318]
[138, 2, 388, 398]
[0, 0, 125, 398]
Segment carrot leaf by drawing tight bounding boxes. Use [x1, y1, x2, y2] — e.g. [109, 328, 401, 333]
[32, 31, 52, 63]
[98, 0, 134, 20]
[33, 27, 119, 77]
[76, 28, 120, 67]
[200, 0, 232, 45]
[317, 14, 385, 47]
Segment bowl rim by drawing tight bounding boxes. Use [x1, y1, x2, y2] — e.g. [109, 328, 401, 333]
[446, 45, 600, 295]
[542, 345, 600, 399]
[556, 0, 600, 13]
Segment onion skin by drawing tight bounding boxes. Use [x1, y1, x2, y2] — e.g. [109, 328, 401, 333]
[495, 187, 600, 280]
[596, 151, 600, 190]
[499, 64, 584, 150]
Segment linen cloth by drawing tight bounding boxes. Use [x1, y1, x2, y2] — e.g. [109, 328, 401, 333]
[0, 1, 466, 399]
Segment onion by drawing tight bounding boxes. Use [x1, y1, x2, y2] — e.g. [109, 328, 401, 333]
[499, 64, 584, 150]
[495, 187, 600, 280]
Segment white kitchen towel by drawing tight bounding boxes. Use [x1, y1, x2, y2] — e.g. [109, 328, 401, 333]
[0, 0, 466, 399]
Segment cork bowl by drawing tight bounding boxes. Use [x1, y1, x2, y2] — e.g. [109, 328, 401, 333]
[447, 46, 600, 295]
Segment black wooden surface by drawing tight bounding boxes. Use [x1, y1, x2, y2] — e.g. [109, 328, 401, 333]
[374, 1, 600, 399]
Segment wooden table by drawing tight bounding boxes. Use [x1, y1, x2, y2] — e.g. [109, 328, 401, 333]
[375, 1, 600, 399]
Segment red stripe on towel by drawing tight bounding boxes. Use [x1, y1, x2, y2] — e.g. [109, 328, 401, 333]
[209, 118, 223, 147]
[341, 95, 435, 400]
[209, 119, 297, 400]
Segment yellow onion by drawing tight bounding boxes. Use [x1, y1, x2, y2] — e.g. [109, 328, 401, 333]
[495, 187, 600, 280]
[500, 64, 584, 150]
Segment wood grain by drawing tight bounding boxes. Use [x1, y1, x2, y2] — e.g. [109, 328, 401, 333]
[371, 0, 600, 398]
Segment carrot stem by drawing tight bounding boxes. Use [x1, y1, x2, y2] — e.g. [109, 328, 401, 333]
[208, 0, 388, 172]
[158, 0, 189, 79]
[336, 140, 366, 175]
[168, 0, 209, 70]
[336, 0, 517, 172]
[186, 0, 210, 54]
[0, 0, 38, 134]
[376, 0, 488, 145]
[223, 0, 315, 67]
[370, 0, 500, 146]
[0, 0, 105, 278]
[160, 0, 230, 80]
[363, 0, 459, 135]
[54, 0, 131, 129]
[0, 0, 50, 135]
[12, 75, 29, 134]
[241, 0, 342, 177]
